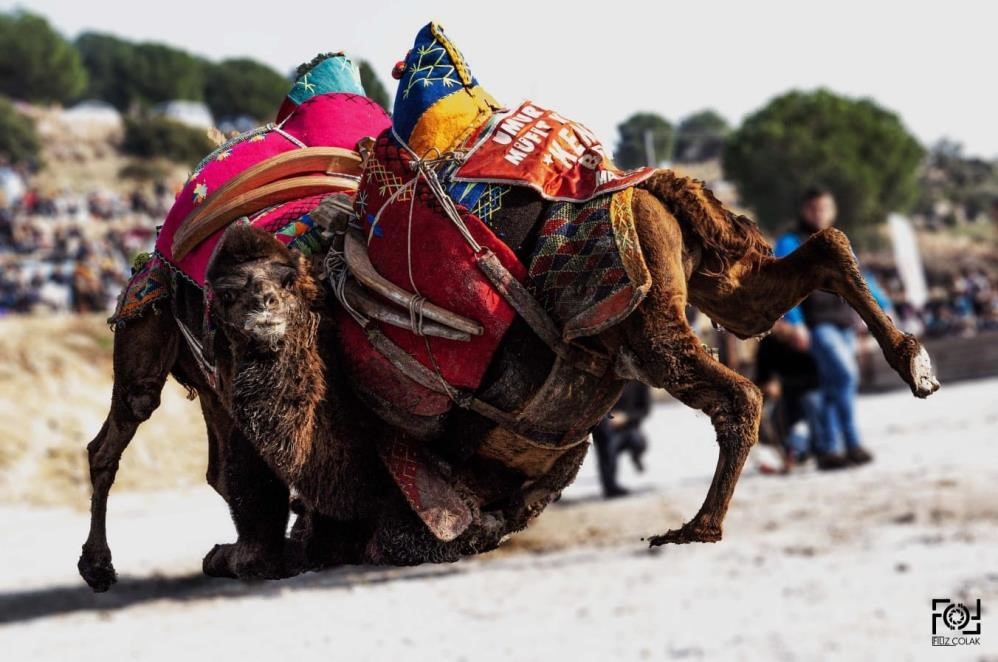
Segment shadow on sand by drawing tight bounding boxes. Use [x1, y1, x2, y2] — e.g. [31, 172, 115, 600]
[0, 563, 464, 625]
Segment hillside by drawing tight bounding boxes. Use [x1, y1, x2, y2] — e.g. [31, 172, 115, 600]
[0, 314, 206, 507]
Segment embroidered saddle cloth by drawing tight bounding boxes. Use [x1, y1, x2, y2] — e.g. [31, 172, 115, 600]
[111, 54, 390, 323]
[337, 133, 526, 417]
[340, 23, 652, 418]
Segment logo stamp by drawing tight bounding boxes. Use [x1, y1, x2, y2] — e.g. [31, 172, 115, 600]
[931, 598, 982, 647]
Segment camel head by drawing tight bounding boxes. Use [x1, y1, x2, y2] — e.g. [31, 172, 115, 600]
[206, 224, 320, 351]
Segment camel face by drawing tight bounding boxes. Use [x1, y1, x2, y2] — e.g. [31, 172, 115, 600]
[206, 225, 311, 351]
[212, 258, 300, 348]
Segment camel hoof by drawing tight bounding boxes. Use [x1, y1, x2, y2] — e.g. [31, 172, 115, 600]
[202, 542, 293, 580]
[202, 544, 240, 579]
[648, 522, 722, 546]
[908, 345, 940, 399]
[78, 553, 118, 592]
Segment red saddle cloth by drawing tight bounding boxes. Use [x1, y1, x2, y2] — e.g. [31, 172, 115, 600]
[337, 134, 527, 417]
[452, 100, 654, 202]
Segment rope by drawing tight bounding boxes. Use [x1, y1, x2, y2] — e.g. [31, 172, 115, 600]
[323, 235, 367, 326]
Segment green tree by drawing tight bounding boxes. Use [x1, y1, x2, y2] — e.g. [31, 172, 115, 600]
[0, 97, 40, 166]
[76, 33, 205, 110]
[915, 140, 998, 224]
[358, 60, 390, 113]
[674, 109, 729, 162]
[122, 116, 214, 166]
[724, 89, 924, 231]
[76, 32, 138, 109]
[0, 11, 87, 103]
[204, 58, 288, 121]
[614, 113, 673, 169]
[132, 42, 206, 105]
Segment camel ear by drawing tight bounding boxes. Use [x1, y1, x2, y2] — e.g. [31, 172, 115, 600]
[207, 223, 294, 282]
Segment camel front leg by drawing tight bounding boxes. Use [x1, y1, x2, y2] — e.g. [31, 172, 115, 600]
[617, 199, 762, 544]
[620, 305, 763, 545]
[696, 228, 939, 398]
[79, 313, 177, 592]
[197, 391, 295, 580]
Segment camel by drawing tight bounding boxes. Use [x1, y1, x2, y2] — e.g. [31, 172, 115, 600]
[79, 211, 560, 591]
[79, 24, 940, 591]
[79, 169, 939, 592]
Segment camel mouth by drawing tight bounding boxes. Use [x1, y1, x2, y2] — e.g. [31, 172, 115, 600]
[243, 312, 288, 345]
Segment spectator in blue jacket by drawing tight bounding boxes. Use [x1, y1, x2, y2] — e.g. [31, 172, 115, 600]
[774, 187, 891, 470]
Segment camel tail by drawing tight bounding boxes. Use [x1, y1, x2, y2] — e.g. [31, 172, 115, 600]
[637, 170, 771, 272]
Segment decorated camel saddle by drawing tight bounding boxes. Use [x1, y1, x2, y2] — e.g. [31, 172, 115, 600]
[109, 52, 489, 543]
[110, 53, 390, 324]
[334, 23, 654, 425]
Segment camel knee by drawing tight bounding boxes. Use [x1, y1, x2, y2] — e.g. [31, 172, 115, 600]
[732, 381, 763, 423]
[114, 380, 164, 423]
[712, 381, 762, 449]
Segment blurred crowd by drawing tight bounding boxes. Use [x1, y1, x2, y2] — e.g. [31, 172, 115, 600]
[870, 265, 998, 338]
[0, 174, 172, 316]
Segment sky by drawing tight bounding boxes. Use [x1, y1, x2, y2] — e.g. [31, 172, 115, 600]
[7, 0, 997, 158]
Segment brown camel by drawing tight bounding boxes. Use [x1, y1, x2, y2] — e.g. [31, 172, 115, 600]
[79, 166, 938, 591]
[79, 217, 549, 591]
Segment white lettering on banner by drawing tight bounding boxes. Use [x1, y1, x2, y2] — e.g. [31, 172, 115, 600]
[513, 137, 536, 153]
[485, 103, 610, 172]
[548, 111, 570, 124]
[547, 139, 578, 169]
[505, 148, 528, 166]
[558, 128, 585, 157]
[575, 123, 599, 148]
[521, 105, 544, 119]
[596, 169, 621, 185]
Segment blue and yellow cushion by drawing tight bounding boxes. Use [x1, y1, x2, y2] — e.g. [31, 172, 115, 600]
[391, 22, 501, 158]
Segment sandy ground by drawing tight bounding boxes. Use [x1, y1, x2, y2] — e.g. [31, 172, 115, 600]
[1, 377, 996, 661]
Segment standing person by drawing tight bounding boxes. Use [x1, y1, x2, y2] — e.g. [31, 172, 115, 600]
[754, 329, 827, 470]
[592, 382, 651, 497]
[774, 187, 890, 469]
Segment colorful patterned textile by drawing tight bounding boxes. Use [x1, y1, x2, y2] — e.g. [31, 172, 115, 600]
[391, 22, 501, 157]
[378, 437, 473, 541]
[338, 133, 527, 417]
[109, 253, 170, 324]
[252, 193, 329, 259]
[154, 89, 390, 286]
[527, 187, 651, 340]
[276, 53, 367, 123]
[452, 100, 655, 202]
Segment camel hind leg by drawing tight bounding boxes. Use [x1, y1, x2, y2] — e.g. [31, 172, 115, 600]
[78, 311, 178, 591]
[692, 228, 939, 398]
[615, 192, 762, 544]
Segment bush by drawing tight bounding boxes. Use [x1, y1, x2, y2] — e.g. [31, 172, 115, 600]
[118, 160, 173, 182]
[614, 113, 674, 169]
[0, 97, 41, 167]
[358, 60, 390, 113]
[76, 32, 206, 111]
[204, 58, 288, 121]
[122, 116, 214, 166]
[0, 10, 87, 104]
[674, 110, 729, 163]
[724, 89, 924, 232]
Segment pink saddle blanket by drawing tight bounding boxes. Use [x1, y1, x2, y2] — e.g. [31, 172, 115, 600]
[154, 92, 390, 286]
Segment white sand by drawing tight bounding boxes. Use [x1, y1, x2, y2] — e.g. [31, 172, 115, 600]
[1, 379, 996, 661]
